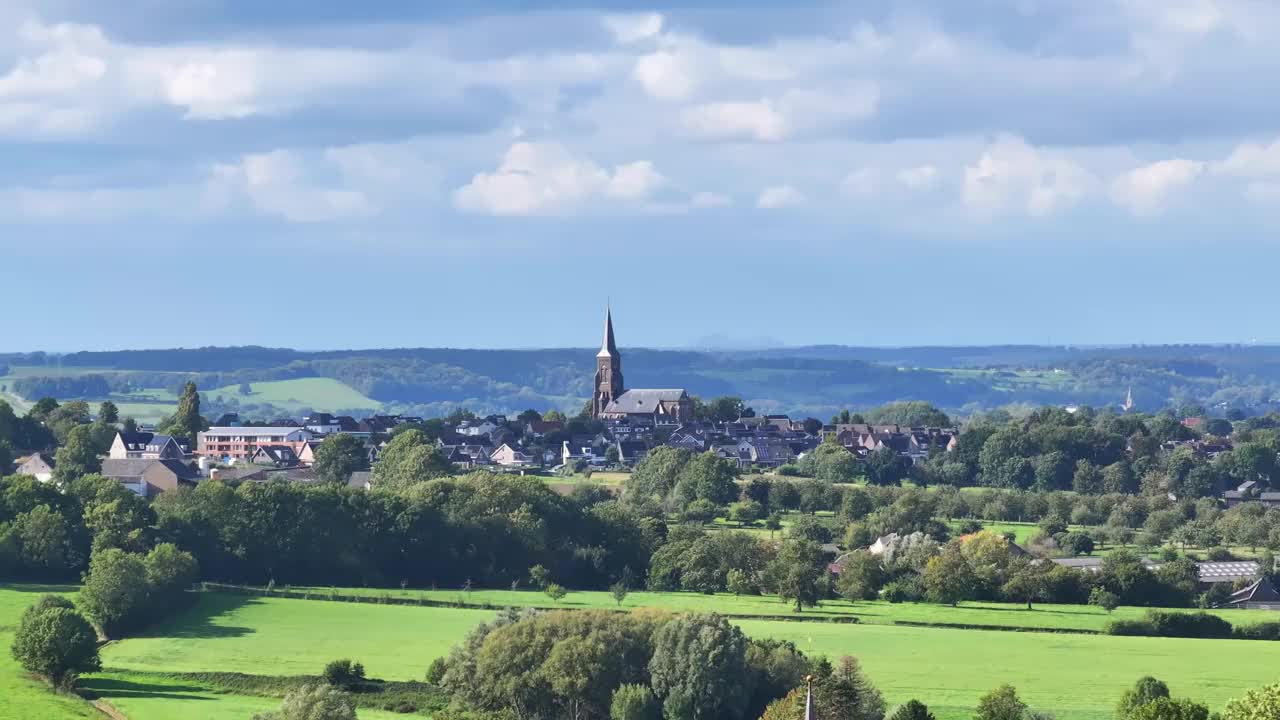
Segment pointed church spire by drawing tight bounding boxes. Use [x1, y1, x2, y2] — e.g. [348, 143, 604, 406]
[598, 305, 619, 358]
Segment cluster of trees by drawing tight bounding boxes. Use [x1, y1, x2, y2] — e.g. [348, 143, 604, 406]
[429, 608, 882, 720]
[78, 542, 199, 638]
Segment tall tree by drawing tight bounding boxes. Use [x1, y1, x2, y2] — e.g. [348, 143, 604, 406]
[53, 424, 101, 484]
[370, 430, 452, 489]
[312, 434, 368, 485]
[10, 599, 101, 689]
[159, 382, 208, 442]
[97, 401, 119, 425]
[649, 614, 752, 720]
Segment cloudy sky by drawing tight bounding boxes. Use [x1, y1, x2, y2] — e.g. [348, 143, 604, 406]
[4, 0, 1280, 351]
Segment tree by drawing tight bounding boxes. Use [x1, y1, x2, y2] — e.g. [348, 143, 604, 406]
[1090, 587, 1120, 613]
[627, 447, 692, 502]
[544, 583, 567, 603]
[1073, 460, 1105, 495]
[144, 542, 199, 606]
[78, 547, 150, 637]
[322, 659, 366, 690]
[158, 382, 208, 442]
[529, 564, 551, 589]
[729, 500, 764, 526]
[1222, 682, 1280, 720]
[1126, 698, 1210, 720]
[253, 683, 357, 720]
[371, 430, 452, 489]
[1118, 677, 1170, 718]
[727, 568, 756, 596]
[820, 656, 886, 720]
[865, 447, 910, 486]
[1001, 562, 1050, 610]
[923, 545, 977, 606]
[975, 684, 1027, 720]
[649, 614, 751, 720]
[239, 382, 253, 396]
[837, 552, 885, 602]
[674, 452, 739, 506]
[312, 434, 368, 485]
[53, 424, 101, 484]
[771, 540, 823, 612]
[610, 581, 628, 607]
[10, 601, 101, 689]
[0, 439, 12, 480]
[889, 700, 937, 720]
[611, 684, 661, 720]
[97, 401, 119, 425]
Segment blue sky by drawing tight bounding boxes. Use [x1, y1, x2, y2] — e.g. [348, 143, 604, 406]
[4, 0, 1280, 351]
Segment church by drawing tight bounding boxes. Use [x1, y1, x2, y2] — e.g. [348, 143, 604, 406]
[591, 307, 692, 425]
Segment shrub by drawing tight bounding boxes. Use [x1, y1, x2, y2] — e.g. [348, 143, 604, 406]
[11, 600, 101, 689]
[1206, 547, 1234, 561]
[1058, 532, 1095, 556]
[425, 657, 447, 684]
[322, 659, 366, 690]
[975, 684, 1027, 720]
[888, 700, 936, 720]
[253, 683, 357, 720]
[777, 464, 805, 477]
[1232, 622, 1280, 641]
[1106, 611, 1234, 639]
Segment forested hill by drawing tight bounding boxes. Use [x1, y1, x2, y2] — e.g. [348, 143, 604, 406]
[3, 344, 1280, 418]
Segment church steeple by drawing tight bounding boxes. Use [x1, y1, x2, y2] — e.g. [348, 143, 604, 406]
[598, 306, 619, 359]
[592, 306, 624, 418]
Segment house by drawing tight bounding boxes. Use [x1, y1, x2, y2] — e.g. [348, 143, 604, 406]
[196, 426, 315, 461]
[296, 441, 321, 466]
[525, 420, 565, 438]
[458, 419, 501, 437]
[100, 458, 200, 497]
[614, 440, 649, 466]
[736, 438, 795, 469]
[109, 431, 186, 460]
[490, 443, 535, 468]
[1223, 480, 1280, 508]
[13, 454, 55, 483]
[304, 413, 342, 435]
[249, 445, 301, 468]
[1227, 577, 1280, 610]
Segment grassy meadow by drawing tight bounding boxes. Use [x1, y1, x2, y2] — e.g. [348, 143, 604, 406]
[0, 585, 99, 720]
[208, 378, 382, 413]
[5, 584, 1280, 720]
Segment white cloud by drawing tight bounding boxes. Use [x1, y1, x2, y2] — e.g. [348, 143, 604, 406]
[1110, 158, 1204, 216]
[453, 142, 665, 215]
[897, 165, 939, 190]
[681, 99, 787, 141]
[210, 149, 377, 223]
[633, 50, 697, 101]
[691, 191, 731, 208]
[604, 13, 664, 44]
[840, 167, 881, 197]
[963, 136, 1093, 217]
[757, 185, 804, 209]
[679, 85, 877, 142]
[1216, 138, 1280, 179]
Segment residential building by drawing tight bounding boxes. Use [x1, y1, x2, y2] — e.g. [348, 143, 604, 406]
[109, 431, 185, 460]
[250, 445, 301, 467]
[13, 454, 55, 482]
[101, 458, 200, 497]
[196, 426, 315, 461]
[1227, 577, 1280, 610]
[490, 443, 535, 467]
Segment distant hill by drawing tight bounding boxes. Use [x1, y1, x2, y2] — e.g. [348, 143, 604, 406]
[2, 344, 1279, 419]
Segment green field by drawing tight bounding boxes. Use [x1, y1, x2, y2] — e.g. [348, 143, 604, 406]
[90, 591, 1280, 720]
[0, 585, 99, 720]
[209, 378, 381, 413]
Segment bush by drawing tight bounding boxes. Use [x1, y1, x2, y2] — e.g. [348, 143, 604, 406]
[777, 464, 806, 477]
[1206, 547, 1234, 561]
[323, 659, 366, 690]
[889, 699, 937, 720]
[425, 657, 447, 684]
[1058, 532, 1095, 556]
[253, 683, 357, 720]
[1232, 621, 1280, 641]
[11, 600, 101, 689]
[1106, 611, 1234, 639]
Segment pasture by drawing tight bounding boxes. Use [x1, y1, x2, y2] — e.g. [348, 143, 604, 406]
[96, 591, 1280, 720]
[0, 585, 98, 720]
[208, 378, 382, 413]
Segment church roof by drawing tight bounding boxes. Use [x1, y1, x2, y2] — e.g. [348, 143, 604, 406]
[604, 389, 688, 414]
[597, 307, 619, 358]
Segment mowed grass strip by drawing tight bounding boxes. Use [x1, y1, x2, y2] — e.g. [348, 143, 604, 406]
[99, 591, 1280, 720]
[276, 585, 1249, 633]
[0, 585, 99, 720]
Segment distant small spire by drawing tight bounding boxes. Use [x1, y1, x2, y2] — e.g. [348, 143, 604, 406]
[804, 675, 816, 720]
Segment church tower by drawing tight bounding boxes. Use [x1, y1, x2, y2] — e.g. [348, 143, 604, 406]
[593, 307, 624, 417]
